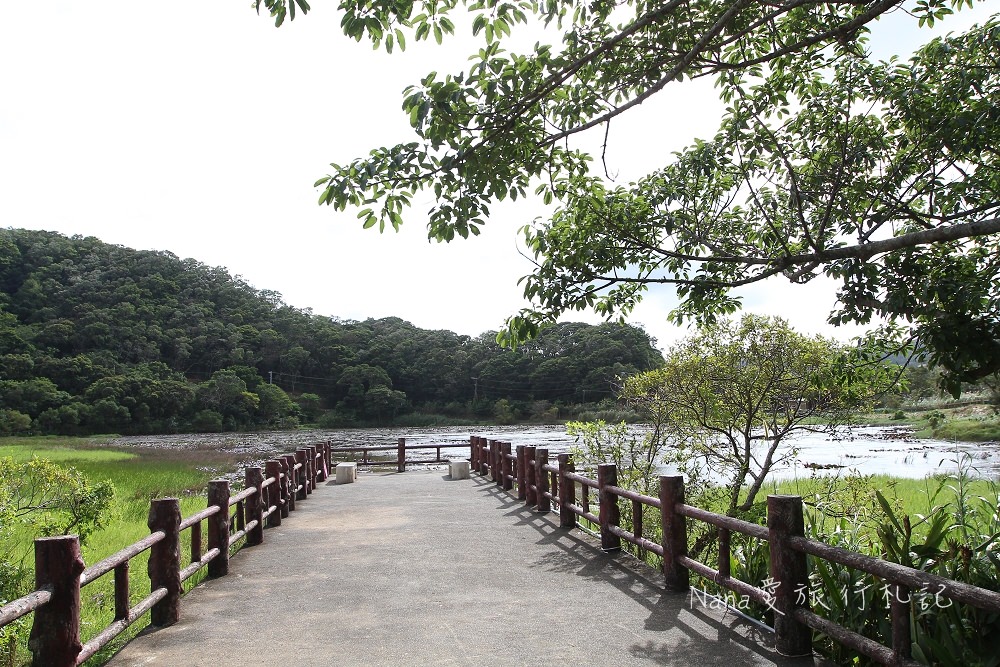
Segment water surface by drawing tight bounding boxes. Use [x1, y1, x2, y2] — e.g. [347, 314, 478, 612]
[110, 424, 1000, 479]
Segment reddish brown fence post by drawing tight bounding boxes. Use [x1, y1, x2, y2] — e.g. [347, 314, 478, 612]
[245, 467, 264, 547]
[469, 436, 477, 471]
[480, 437, 489, 476]
[307, 446, 318, 489]
[501, 442, 513, 491]
[490, 440, 499, 484]
[207, 480, 230, 577]
[114, 558, 130, 623]
[768, 495, 812, 657]
[297, 449, 312, 495]
[281, 455, 296, 512]
[485, 439, 493, 482]
[397, 438, 406, 472]
[295, 451, 308, 500]
[29, 535, 84, 666]
[305, 447, 315, 494]
[524, 446, 537, 507]
[515, 445, 526, 500]
[148, 498, 181, 627]
[558, 454, 575, 528]
[316, 445, 328, 482]
[478, 437, 488, 476]
[891, 583, 912, 663]
[536, 449, 550, 512]
[597, 463, 621, 552]
[660, 475, 689, 592]
[281, 455, 294, 510]
[265, 460, 283, 527]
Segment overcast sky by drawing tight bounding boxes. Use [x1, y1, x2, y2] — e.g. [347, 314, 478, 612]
[1, 3, 992, 350]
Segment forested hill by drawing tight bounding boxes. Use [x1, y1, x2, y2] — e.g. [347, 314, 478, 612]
[0, 228, 664, 435]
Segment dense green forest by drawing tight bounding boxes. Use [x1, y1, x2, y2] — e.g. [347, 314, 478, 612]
[0, 228, 664, 434]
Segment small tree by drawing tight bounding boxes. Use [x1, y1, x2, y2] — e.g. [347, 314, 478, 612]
[621, 315, 896, 516]
[0, 457, 114, 663]
[0, 456, 114, 544]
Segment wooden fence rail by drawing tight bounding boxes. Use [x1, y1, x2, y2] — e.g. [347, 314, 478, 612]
[329, 439, 472, 470]
[468, 435, 1000, 666]
[0, 442, 335, 666]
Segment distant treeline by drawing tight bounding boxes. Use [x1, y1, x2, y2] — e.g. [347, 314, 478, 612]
[0, 229, 664, 434]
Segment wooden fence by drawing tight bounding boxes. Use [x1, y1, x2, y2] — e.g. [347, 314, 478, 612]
[331, 438, 471, 472]
[467, 435, 1000, 666]
[0, 444, 333, 666]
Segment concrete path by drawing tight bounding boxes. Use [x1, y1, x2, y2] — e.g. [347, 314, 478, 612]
[108, 469, 819, 666]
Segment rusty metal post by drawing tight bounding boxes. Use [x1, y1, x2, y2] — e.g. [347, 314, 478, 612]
[558, 454, 575, 528]
[660, 475, 689, 592]
[397, 438, 406, 472]
[207, 480, 230, 577]
[524, 446, 537, 507]
[597, 463, 621, 552]
[29, 535, 83, 666]
[501, 442, 513, 490]
[245, 467, 264, 547]
[768, 495, 812, 657]
[148, 498, 181, 626]
[536, 448, 550, 512]
[265, 460, 283, 527]
[295, 450, 308, 500]
[515, 445, 526, 500]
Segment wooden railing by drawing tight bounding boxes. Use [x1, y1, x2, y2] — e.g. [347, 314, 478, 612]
[0, 443, 333, 666]
[467, 435, 1000, 666]
[331, 438, 472, 472]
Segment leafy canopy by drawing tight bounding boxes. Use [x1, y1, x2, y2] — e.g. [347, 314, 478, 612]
[265, 1, 998, 393]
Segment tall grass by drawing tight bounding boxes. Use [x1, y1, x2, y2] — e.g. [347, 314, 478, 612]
[0, 437, 243, 666]
[590, 451, 1000, 665]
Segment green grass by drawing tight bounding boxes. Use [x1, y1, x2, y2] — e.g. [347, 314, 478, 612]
[764, 470, 999, 549]
[773, 473, 993, 509]
[1, 436, 244, 665]
[918, 418, 1000, 442]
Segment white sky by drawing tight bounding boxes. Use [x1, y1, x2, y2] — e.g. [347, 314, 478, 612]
[0, 3, 993, 350]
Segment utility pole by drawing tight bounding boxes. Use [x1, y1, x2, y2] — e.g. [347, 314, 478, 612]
[268, 371, 273, 385]
[472, 377, 478, 401]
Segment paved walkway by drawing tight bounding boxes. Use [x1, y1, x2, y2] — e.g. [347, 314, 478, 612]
[108, 469, 819, 666]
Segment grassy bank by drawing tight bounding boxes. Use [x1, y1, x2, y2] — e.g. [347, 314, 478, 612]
[0, 436, 244, 665]
[866, 402, 1000, 442]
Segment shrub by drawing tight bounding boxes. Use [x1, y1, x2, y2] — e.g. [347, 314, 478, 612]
[190, 409, 224, 433]
[0, 410, 31, 436]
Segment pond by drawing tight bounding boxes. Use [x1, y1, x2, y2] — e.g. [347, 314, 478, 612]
[109, 423, 1000, 480]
